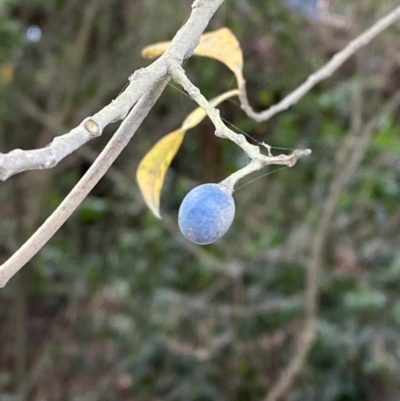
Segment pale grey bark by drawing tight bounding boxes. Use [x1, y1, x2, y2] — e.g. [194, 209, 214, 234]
[0, 0, 225, 181]
[2, 3, 400, 401]
[0, 0, 225, 287]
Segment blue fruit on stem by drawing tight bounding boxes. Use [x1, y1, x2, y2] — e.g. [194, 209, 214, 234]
[178, 183, 235, 245]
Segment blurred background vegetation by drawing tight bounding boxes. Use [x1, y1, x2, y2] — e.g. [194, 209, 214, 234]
[1, 0, 400, 400]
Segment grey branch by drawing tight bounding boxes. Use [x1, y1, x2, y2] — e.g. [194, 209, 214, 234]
[0, 66, 160, 180]
[169, 62, 311, 191]
[0, 0, 225, 181]
[0, 0, 225, 287]
[0, 3, 399, 401]
[0, 118, 99, 180]
[240, 4, 400, 122]
[263, 83, 400, 401]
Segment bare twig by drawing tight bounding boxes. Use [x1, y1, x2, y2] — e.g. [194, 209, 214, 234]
[259, 7, 400, 398]
[264, 88, 400, 401]
[199, 295, 304, 318]
[158, 331, 232, 361]
[220, 149, 311, 193]
[169, 63, 311, 191]
[0, 82, 166, 287]
[239, 4, 400, 122]
[0, 0, 226, 286]
[265, 317, 316, 401]
[0, 0, 225, 181]
[18, 93, 247, 280]
[0, 67, 156, 180]
[265, 86, 366, 401]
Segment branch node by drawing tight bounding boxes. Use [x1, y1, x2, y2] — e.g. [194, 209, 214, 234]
[128, 67, 146, 82]
[188, 86, 200, 97]
[84, 118, 100, 136]
[236, 134, 246, 144]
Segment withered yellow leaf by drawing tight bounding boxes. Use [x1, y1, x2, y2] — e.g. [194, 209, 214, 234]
[136, 89, 240, 218]
[137, 130, 185, 219]
[193, 28, 244, 86]
[141, 28, 245, 86]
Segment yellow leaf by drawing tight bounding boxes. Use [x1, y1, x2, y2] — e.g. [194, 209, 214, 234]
[193, 28, 244, 86]
[136, 130, 186, 219]
[141, 28, 245, 86]
[137, 89, 240, 218]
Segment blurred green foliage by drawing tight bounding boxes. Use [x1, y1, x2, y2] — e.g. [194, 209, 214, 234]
[1, 0, 400, 400]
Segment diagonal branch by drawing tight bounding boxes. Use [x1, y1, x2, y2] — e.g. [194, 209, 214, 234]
[264, 88, 400, 401]
[0, 81, 166, 288]
[239, 4, 400, 122]
[169, 63, 311, 191]
[0, 0, 226, 287]
[0, 64, 161, 181]
[0, 0, 225, 181]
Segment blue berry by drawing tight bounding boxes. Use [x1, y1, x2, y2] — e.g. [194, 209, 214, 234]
[178, 183, 235, 245]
